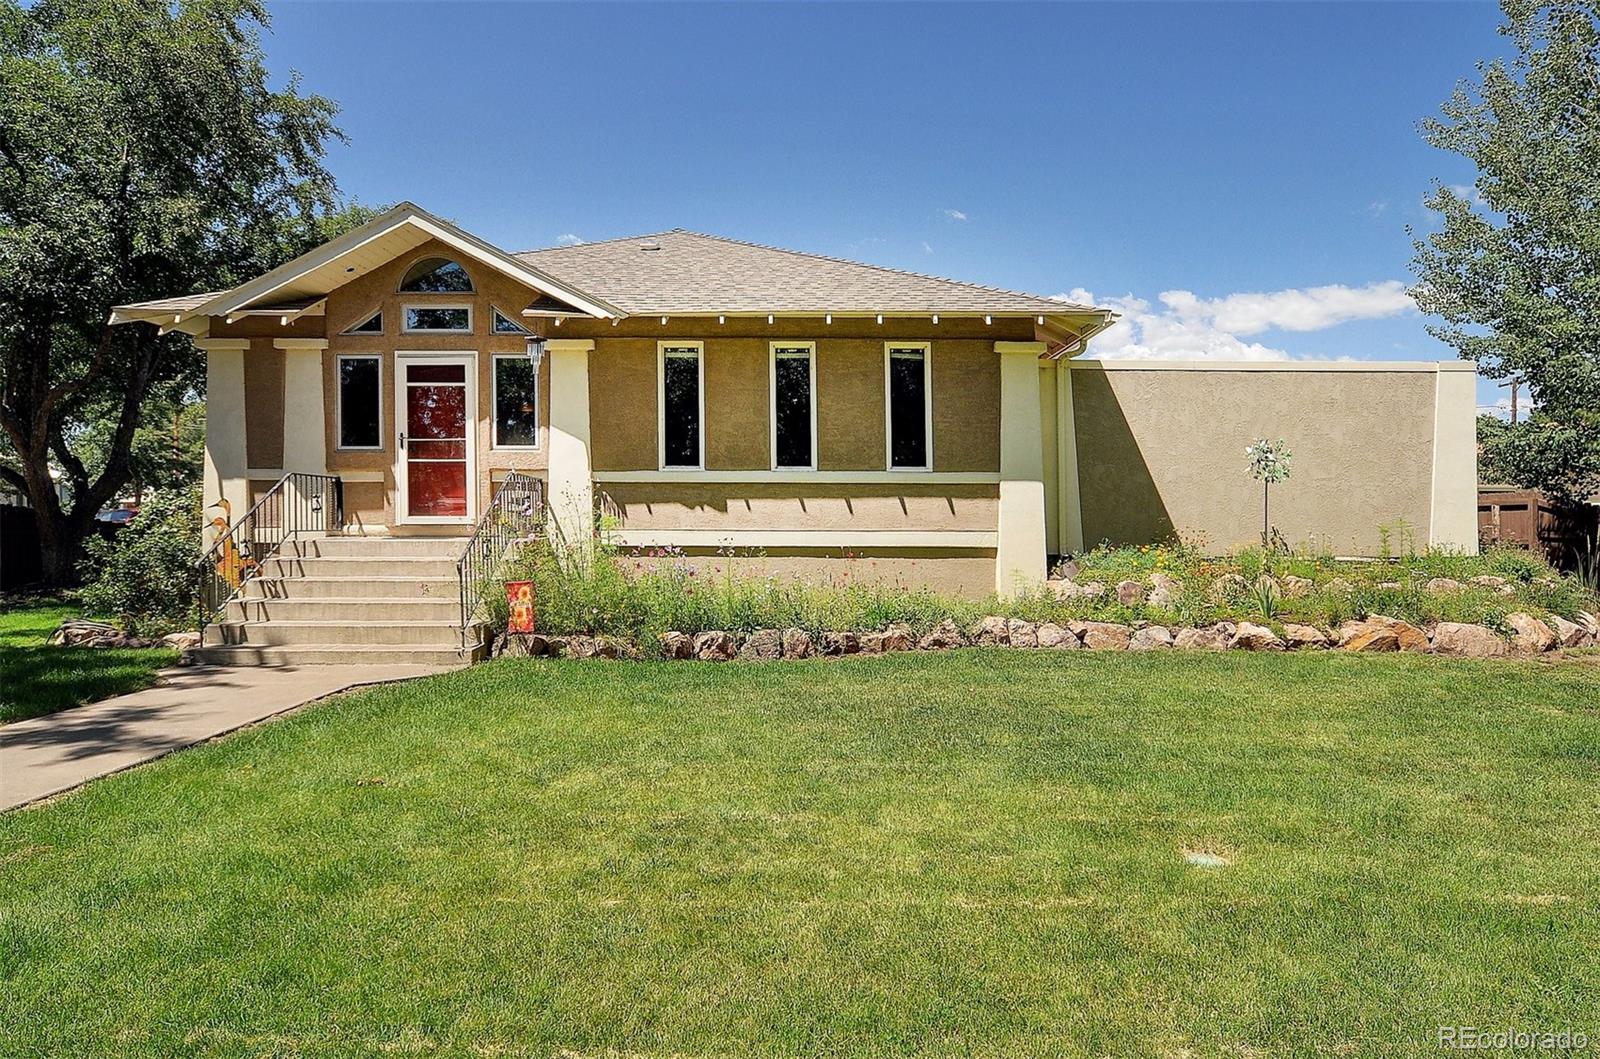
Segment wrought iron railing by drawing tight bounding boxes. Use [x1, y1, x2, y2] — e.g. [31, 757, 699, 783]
[197, 473, 343, 627]
[457, 472, 545, 652]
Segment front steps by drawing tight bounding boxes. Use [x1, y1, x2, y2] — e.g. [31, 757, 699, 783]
[189, 535, 478, 667]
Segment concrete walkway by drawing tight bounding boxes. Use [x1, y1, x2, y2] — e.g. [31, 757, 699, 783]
[0, 663, 454, 810]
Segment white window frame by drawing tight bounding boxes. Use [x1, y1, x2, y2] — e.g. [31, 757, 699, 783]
[491, 305, 531, 335]
[402, 302, 473, 334]
[657, 340, 705, 470]
[884, 342, 933, 471]
[490, 353, 540, 451]
[769, 341, 818, 471]
[340, 305, 384, 336]
[335, 354, 384, 451]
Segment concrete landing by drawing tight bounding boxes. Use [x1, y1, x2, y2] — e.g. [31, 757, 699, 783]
[0, 663, 454, 810]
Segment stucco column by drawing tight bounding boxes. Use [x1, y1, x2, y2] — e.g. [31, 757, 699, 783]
[546, 338, 596, 550]
[1429, 362, 1480, 552]
[276, 338, 333, 534]
[197, 339, 251, 545]
[995, 341, 1049, 594]
[1056, 356, 1085, 555]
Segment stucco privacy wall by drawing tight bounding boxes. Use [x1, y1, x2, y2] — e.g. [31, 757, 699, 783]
[1067, 361, 1479, 555]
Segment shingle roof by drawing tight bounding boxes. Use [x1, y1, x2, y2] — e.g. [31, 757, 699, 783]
[516, 230, 1102, 317]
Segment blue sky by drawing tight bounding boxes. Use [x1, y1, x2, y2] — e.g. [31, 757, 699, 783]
[264, 1, 1509, 409]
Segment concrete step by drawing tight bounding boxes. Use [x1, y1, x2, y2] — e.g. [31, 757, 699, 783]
[242, 576, 459, 601]
[186, 643, 475, 667]
[204, 620, 463, 647]
[287, 536, 469, 559]
[262, 555, 460, 580]
[226, 597, 461, 623]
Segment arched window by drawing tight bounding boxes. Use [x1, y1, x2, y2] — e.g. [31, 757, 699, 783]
[399, 257, 473, 293]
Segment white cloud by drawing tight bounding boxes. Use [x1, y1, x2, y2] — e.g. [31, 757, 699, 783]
[556, 233, 584, 245]
[1364, 199, 1389, 217]
[941, 208, 968, 222]
[920, 241, 934, 255]
[1056, 281, 1416, 361]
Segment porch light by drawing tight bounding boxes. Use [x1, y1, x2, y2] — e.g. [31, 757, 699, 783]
[525, 335, 547, 372]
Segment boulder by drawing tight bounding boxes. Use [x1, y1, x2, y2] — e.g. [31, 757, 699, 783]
[1145, 584, 1176, 609]
[1377, 581, 1403, 591]
[1209, 573, 1249, 601]
[1129, 625, 1174, 650]
[1174, 626, 1227, 651]
[1281, 575, 1314, 598]
[1365, 614, 1429, 652]
[918, 619, 969, 650]
[659, 631, 695, 659]
[1078, 581, 1107, 600]
[1323, 577, 1355, 596]
[594, 637, 639, 660]
[881, 623, 914, 652]
[1337, 622, 1399, 653]
[1151, 571, 1182, 594]
[1071, 621, 1132, 651]
[970, 615, 1010, 647]
[563, 635, 600, 659]
[1007, 619, 1039, 649]
[858, 631, 886, 655]
[1056, 559, 1081, 580]
[160, 631, 202, 652]
[1577, 611, 1600, 638]
[739, 628, 783, 661]
[781, 628, 815, 659]
[49, 619, 141, 649]
[499, 632, 549, 658]
[1048, 579, 1081, 601]
[1548, 615, 1591, 648]
[1280, 623, 1329, 650]
[693, 630, 737, 661]
[1036, 622, 1080, 649]
[1505, 612, 1557, 653]
[821, 631, 860, 656]
[1230, 622, 1285, 651]
[1425, 577, 1463, 594]
[1430, 622, 1508, 658]
[1469, 574, 1516, 597]
[1116, 580, 1145, 606]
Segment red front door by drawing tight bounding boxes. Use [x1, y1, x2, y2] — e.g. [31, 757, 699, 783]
[401, 360, 470, 520]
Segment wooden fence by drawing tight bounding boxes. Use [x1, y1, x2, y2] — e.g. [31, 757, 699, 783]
[1478, 489, 1597, 569]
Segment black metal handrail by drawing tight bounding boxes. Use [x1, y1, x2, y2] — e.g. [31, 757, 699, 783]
[457, 472, 545, 652]
[197, 473, 343, 627]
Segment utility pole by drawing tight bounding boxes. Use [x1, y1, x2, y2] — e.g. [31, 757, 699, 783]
[1497, 377, 1522, 423]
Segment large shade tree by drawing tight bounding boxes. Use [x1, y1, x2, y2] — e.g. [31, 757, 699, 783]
[1411, 0, 1600, 502]
[0, 0, 364, 585]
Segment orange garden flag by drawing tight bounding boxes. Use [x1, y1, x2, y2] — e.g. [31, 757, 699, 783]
[505, 581, 535, 634]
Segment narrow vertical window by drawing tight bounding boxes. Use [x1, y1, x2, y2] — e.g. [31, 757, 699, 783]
[493, 355, 539, 448]
[771, 343, 815, 469]
[886, 344, 930, 469]
[660, 343, 702, 468]
[337, 355, 382, 449]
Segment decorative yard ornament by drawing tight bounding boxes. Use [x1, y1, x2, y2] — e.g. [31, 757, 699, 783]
[1246, 438, 1293, 549]
[506, 580, 536, 635]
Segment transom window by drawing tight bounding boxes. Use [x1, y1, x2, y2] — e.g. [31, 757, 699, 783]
[403, 304, 472, 333]
[886, 343, 931, 470]
[336, 355, 382, 450]
[341, 308, 382, 335]
[659, 342, 703, 469]
[492, 354, 540, 449]
[771, 343, 816, 470]
[492, 307, 531, 335]
[399, 257, 473, 293]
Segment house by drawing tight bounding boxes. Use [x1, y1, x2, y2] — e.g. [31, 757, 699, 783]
[110, 203, 1477, 661]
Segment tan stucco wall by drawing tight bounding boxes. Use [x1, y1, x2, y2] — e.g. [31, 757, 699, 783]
[1071, 364, 1438, 554]
[704, 340, 769, 470]
[600, 483, 1000, 532]
[589, 340, 658, 472]
[621, 549, 998, 598]
[243, 340, 285, 470]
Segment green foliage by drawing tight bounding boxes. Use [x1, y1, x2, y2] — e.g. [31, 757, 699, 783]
[1250, 577, 1279, 620]
[1245, 438, 1293, 484]
[1411, 0, 1600, 500]
[78, 488, 200, 635]
[0, 599, 174, 723]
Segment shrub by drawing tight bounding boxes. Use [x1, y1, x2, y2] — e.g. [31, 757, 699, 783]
[79, 488, 201, 636]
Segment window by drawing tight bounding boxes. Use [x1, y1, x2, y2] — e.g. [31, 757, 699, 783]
[403, 305, 471, 332]
[885, 343, 931, 470]
[770, 343, 816, 469]
[659, 342, 703, 469]
[341, 308, 382, 335]
[399, 257, 473, 292]
[337, 355, 382, 450]
[492, 307, 531, 335]
[492, 355, 539, 448]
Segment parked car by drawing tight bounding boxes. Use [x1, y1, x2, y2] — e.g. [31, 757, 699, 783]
[96, 508, 138, 524]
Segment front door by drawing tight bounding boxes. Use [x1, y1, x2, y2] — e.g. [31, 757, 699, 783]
[396, 354, 476, 524]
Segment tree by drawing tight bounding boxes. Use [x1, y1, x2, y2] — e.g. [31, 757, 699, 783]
[1410, 0, 1600, 501]
[0, 0, 361, 586]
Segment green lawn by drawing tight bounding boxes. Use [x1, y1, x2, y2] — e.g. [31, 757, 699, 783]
[3, 652, 1598, 1057]
[0, 601, 176, 724]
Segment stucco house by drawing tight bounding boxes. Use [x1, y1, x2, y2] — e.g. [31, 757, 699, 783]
[112, 203, 1477, 663]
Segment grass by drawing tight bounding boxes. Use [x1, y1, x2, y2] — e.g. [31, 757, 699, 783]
[3, 652, 1599, 1057]
[0, 600, 177, 724]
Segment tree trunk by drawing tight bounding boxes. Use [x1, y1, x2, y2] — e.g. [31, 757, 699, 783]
[33, 502, 93, 589]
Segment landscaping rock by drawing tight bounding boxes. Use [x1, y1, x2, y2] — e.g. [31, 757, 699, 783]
[1056, 559, 1081, 580]
[160, 631, 202, 651]
[1505, 612, 1557, 653]
[1430, 622, 1508, 658]
[821, 631, 860, 656]
[1337, 622, 1400, 653]
[1151, 571, 1181, 594]
[1549, 615, 1591, 648]
[49, 619, 148, 649]
[1007, 619, 1039, 648]
[1048, 578, 1081, 601]
[1323, 577, 1355, 596]
[1036, 622, 1080, 649]
[563, 635, 600, 659]
[1365, 614, 1429, 652]
[1281, 575, 1314, 597]
[858, 631, 886, 655]
[739, 628, 783, 661]
[1469, 574, 1517, 597]
[1377, 580, 1403, 591]
[693, 630, 737, 661]
[1078, 581, 1107, 599]
[1146, 572, 1182, 608]
[499, 632, 549, 658]
[594, 637, 639, 660]
[1129, 625, 1174, 650]
[1230, 622, 1285, 651]
[1577, 611, 1600, 638]
[918, 619, 968, 651]
[1116, 579, 1145, 606]
[1174, 626, 1227, 651]
[1209, 574, 1249, 601]
[659, 631, 694, 659]
[781, 628, 815, 659]
[881, 623, 914, 652]
[1071, 621, 1132, 651]
[1281, 623, 1329, 649]
[1425, 577, 1464, 594]
[970, 615, 1010, 647]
